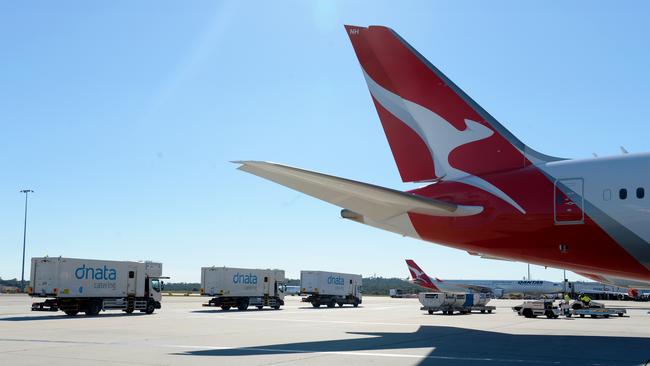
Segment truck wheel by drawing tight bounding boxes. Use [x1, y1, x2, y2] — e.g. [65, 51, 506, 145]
[428, 310, 434, 315]
[522, 309, 534, 318]
[145, 301, 155, 314]
[272, 305, 281, 310]
[124, 307, 134, 314]
[480, 310, 485, 313]
[257, 306, 263, 310]
[327, 299, 336, 308]
[580, 314, 585, 318]
[618, 313, 624, 317]
[311, 302, 320, 308]
[488, 310, 492, 314]
[237, 298, 249, 311]
[353, 300, 359, 307]
[546, 311, 554, 319]
[221, 306, 231, 311]
[337, 303, 343, 307]
[85, 302, 101, 316]
[64, 310, 78, 316]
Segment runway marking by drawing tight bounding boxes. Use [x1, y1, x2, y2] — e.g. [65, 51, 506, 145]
[164, 344, 553, 364]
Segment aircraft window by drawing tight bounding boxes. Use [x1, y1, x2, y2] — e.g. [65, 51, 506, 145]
[619, 189, 627, 200]
[602, 189, 611, 201]
[637, 187, 645, 199]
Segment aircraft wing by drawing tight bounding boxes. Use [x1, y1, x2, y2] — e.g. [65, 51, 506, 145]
[467, 251, 515, 262]
[234, 161, 484, 223]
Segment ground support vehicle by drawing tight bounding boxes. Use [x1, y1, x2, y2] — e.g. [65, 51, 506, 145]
[389, 289, 404, 298]
[512, 300, 561, 318]
[300, 270, 362, 308]
[419, 292, 495, 315]
[29, 257, 164, 316]
[201, 267, 285, 310]
[569, 300, 626, 318]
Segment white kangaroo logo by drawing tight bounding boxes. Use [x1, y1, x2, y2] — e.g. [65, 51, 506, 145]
[363, 70, 525, 214]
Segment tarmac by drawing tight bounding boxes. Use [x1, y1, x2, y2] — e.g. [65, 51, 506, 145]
[1, 294, 649, 366]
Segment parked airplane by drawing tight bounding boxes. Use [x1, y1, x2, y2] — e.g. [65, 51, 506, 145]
[570, 281, 633, 298]
[405, 259, 562, 297]
[235, 25, 650, 286]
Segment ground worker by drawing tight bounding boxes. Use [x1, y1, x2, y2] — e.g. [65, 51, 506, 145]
[580, 294, 592, 307]
[562, 293, 572, 316]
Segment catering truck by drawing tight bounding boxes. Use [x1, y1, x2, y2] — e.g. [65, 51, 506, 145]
[201, 267, 285, 310]
[300, 270, 362, 308]
[419, 292, 495, 315]
[29, 257, 164, 316]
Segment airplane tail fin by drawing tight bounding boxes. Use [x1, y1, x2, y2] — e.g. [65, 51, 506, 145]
[405, 259, 439, 291]
[345, 25, 559, 184]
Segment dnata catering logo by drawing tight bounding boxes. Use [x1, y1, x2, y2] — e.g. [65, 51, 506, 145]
[517, 280, 543, 285]
[327, 276, 344, 285]
[75, 264, 117, 280]
[233, 272, 257, 285]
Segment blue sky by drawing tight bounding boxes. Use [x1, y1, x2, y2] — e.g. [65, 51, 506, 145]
[1, 1, 649, 282]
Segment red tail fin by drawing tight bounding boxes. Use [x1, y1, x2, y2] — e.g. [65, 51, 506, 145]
[345, 25, 558, 185]
[405, 259, 439, 291]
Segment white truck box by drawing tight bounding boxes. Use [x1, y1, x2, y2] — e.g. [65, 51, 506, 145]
[300, 270, 362, 297]
[30, 257, 153, 298]
[201, 267, 285, 297]
[29, 257, 164, 316]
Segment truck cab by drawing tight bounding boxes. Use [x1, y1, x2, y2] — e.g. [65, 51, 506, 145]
[145, 277, 163, 304]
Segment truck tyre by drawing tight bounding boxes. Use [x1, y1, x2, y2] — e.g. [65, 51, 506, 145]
[311, 302, 320, 308]
[85, 302, 101, 316]
[64, 310, 78, 316]
[353, 300, 359, 308]
[522, 309, 534, 318]
[480, 310, 486, 313]
[327, 299, 336, 308]
[337, 303, 343, 307]
[124, 308, 134, 314]
[221, 306, 231, 311]
[257, 306, 263, 310]
[145, 301, 155, 314]
[237, 298, 249, 311]
[488, 309, 492, 314]
[272, 305, 281, 310]
[546, 311, 554, 319]
[428, 310, 434, 315]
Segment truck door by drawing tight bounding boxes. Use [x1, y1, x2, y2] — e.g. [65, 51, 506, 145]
[263, 276, 270, 296]
[554, 178, 584, 224]
[127, 266, 137, 296]
[33, 259, 57, 295]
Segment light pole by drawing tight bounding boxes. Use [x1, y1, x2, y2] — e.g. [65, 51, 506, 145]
[527, 264, 531, 280]
[20, 189, 33, 293]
